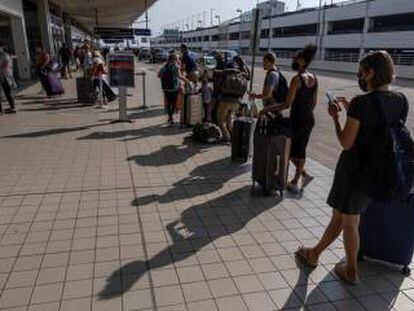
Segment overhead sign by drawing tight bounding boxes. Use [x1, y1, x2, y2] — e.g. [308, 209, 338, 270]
[95, 28, 151, 39]
[134, 28, 151, 36]
[109, 53, 135, 88]
[95, 27, 134, 39]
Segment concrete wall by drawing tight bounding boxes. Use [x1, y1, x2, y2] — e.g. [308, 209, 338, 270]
[0, 0, 31, 80]
[249, 57, 414, 80]
[0, 0, 24, 17]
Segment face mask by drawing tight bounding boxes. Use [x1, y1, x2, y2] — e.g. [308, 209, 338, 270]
[292, 61, 300, 71]
[358, 76, 368, 92]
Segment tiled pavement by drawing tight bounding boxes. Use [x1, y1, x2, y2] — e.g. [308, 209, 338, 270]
[0, 65, 414, 310]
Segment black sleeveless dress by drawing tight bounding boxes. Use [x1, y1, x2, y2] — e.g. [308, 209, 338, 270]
[290, 74, 318, 159]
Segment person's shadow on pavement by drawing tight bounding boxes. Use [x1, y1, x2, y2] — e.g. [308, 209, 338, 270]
[127, 137, 212, 167]
[98, 185, 283, 299]
[133, 156, 252, 207]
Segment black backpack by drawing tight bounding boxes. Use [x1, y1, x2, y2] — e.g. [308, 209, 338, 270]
[268, 69, 289, 103]
[361, 93, 414, 202]
[161, 63, 179, 91]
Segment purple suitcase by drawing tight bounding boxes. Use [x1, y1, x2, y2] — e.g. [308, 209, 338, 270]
[45, 73, 64, 96]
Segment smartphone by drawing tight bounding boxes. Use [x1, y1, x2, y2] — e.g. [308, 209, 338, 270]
[325, 92, 337, 105]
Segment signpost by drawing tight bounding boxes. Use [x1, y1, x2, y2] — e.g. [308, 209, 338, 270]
[249, 8, 263, 94]
[108, 53, 135, 122]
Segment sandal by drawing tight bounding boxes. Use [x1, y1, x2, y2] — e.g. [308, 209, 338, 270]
[295, 247, 318, 268]
[334, 263, 359, 285]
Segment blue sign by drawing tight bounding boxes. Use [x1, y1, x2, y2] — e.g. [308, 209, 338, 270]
[134, 28, 151, 36]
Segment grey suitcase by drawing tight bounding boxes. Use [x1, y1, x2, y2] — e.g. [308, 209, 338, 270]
[181, 94, 203, 127]
[252, 129, 291, 196]
[232, 117, 256, 162]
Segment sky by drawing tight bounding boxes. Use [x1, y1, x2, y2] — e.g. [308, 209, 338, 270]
[134, 0, 343, 35]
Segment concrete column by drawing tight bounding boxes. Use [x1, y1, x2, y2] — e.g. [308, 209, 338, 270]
[10, 16, 31, 80]
[63, 12, 72, 48]
[36, 0, 54, 55]
[360, 1, 371, 59]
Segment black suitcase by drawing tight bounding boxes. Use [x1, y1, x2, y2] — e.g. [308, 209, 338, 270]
[76, 77, 94, 103]
[231, 117, 256, 162]
[359, 198, 414, 276]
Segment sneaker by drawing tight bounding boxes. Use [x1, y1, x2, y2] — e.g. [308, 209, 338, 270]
[287, 182, 301, 194]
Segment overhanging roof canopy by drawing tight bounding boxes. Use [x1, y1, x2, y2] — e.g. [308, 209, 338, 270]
[50, 0, 157, 31]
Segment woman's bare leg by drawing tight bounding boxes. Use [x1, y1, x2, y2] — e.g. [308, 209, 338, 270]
[341, 214, 360, 279]
[308, 210, 343, 261]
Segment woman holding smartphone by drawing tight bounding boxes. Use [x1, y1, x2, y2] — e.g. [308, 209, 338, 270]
[296, 51, 408, 284]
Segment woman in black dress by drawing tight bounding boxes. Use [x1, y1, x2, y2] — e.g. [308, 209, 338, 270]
[296, 51, 409, 284]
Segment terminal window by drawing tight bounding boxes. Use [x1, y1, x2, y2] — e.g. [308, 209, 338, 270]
[328, 18, 364, 35]
[273, 23, 318, 37]
[370, 12, 414, 32]
[229, 32, 240, 41]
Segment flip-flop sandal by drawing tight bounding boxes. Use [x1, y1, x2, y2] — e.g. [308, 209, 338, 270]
[295, 247, 318, 268]
[334, 263, 359, 285]
[301, 176, 314, 189]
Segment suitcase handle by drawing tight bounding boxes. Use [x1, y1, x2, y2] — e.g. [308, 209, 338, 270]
[275, 155, 280, 176]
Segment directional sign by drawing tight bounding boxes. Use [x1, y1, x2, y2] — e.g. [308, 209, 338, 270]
[134, 28, 151, 36]
[95, 27, 134, 39]
[109, 53, 135, 88]
[95, 28, 151, 39]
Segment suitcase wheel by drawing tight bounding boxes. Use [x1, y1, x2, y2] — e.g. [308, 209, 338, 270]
[402, 266, 411, 276]
[263, 189, 271, 197]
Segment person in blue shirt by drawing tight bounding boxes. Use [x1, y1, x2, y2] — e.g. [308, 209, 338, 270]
[180, 44, 198, 86]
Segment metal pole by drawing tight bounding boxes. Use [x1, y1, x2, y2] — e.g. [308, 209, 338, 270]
[249, 8, 260, 94]
[142, 72, 147, 109]
[118, 87, 128, 121]
[144, 0, 149, 29]
[267, 0, 273, 50]
[210, 9, 214, 26]
[237, 10, 243, 55]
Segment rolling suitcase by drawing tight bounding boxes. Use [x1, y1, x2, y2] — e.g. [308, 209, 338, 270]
[232, 117, 256, 162]
[45, 73, 64, 96]
[76, 77, 94, 103]
[252, 117, 291, 196]
[181, 94, 203, 127]
[359, 199, 414, 276]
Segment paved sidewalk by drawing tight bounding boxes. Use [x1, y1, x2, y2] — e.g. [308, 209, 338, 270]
[0, 66, 413, 311]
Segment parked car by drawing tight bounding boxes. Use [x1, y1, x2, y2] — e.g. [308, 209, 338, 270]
[196, 55, 217, 81]
[138, 48, 151, 61]
[150, 48, 169, 63]
[208, 50, 238, 68]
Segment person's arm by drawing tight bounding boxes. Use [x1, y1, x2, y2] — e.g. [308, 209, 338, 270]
[329, 102, 360, 150]
[272, 76, 299, 112]
[251, 72, 277, 100]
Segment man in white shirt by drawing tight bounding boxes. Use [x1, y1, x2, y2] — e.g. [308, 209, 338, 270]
[0, 43, 16, 113]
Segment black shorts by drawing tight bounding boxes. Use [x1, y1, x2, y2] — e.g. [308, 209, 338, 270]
[290, 128, 312, 160]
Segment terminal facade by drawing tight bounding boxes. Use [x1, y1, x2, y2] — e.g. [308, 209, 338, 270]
[152, 0, 414, 68]
[0, 0, 91, 81]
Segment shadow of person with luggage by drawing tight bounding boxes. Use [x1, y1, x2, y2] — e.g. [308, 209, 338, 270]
[132, 156, 252, 207]
[76, 123, 187, 142]
[127, 136, 214, 167]
[98, 185, 283, 299]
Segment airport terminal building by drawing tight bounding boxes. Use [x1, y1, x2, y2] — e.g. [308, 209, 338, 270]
[0, 0, 155, 81]
[152, 0, 414, 77]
